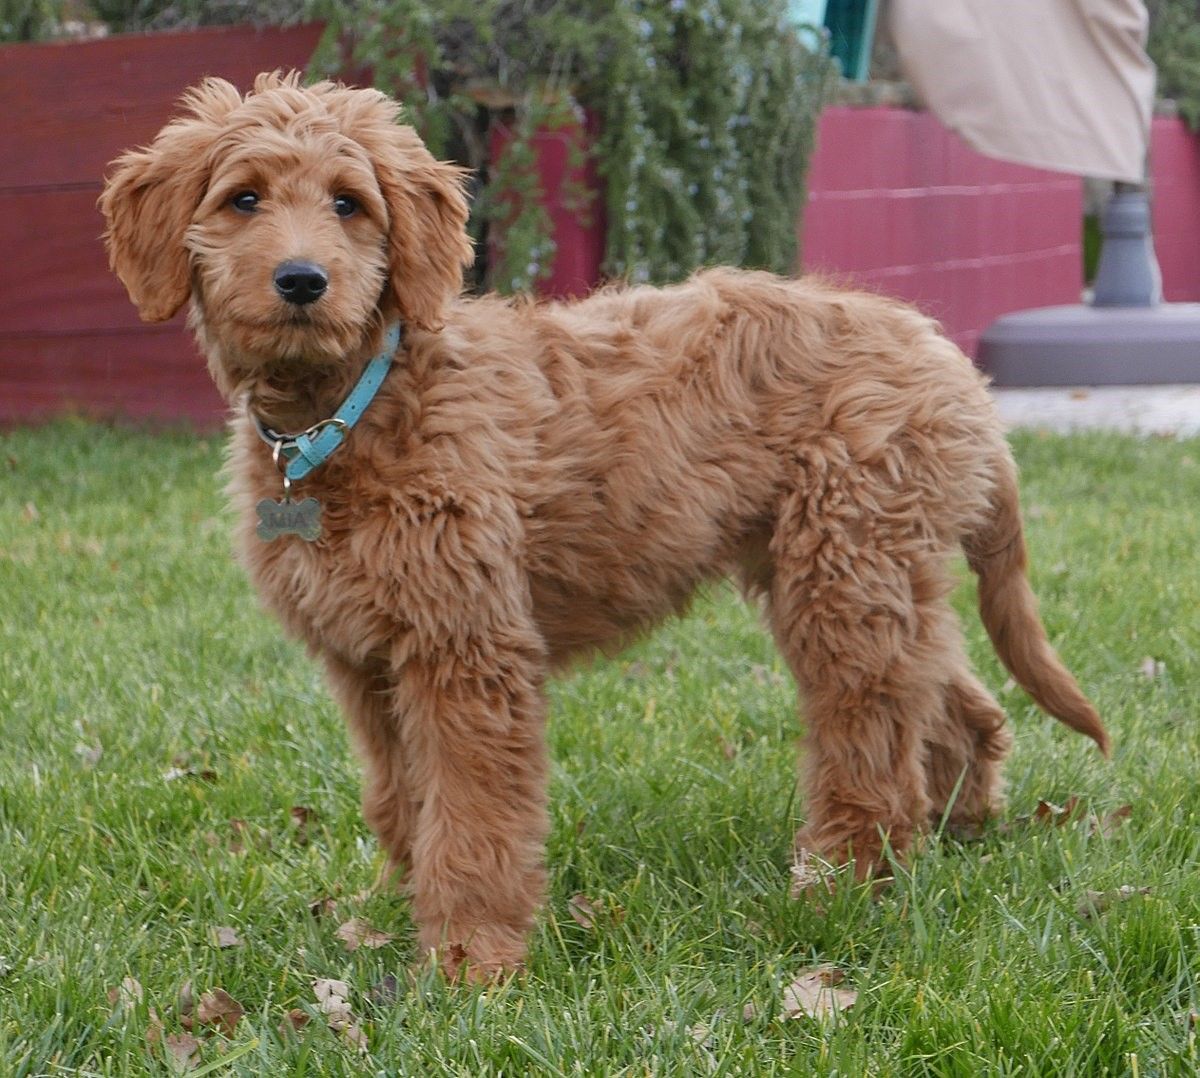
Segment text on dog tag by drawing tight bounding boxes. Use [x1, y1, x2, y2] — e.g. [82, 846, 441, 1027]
[256, 497, 322, 542]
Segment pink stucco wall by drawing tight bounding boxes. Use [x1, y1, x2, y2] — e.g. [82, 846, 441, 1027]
[1151, 115, 1200, 303]
[802, 106, 1084, 358]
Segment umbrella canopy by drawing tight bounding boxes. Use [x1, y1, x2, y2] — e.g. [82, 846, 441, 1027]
[890, 0, 1155, 182]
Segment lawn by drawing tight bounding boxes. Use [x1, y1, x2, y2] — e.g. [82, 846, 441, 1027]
[1, 420, 1199, 1075]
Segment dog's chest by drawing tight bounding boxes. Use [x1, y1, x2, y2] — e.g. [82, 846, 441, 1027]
[236, 472, 418, 665]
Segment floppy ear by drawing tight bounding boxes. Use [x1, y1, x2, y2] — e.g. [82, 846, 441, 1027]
[376, 146, 475, 332]
[316, 84, 474, 331]
[99, 78, 242, 322]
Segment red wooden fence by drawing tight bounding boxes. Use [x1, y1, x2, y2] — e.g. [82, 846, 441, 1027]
[0, 24, 324, 425]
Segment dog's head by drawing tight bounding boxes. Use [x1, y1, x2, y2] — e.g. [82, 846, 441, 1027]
[99, 72, 473, 371]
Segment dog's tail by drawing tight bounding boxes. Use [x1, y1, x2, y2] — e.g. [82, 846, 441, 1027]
[965, 459, 1110, 755]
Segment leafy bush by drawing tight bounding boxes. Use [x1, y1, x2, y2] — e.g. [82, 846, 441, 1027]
[313, 0, 836, 291]
[1, 0, 59, 40]
[1147, 0, 1200, 129]
[87, 0, 306, 31]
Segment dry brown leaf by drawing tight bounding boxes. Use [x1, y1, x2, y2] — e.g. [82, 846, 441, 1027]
[163, 766, 217, 783]
[1035, 796, 1083, 825]
[163, 1031, 201, 1070]
[1076, 885, 1151, 919]
[782, 965, 857, 1021]
[178, 981, 194, 1031]
[107, 975, 143, 1009]
[196, 988, 245, 1037]
[1090, 804, 1133, 837]
[21, 502, 39, 523]
[335, 917, 395, 952]
[278, 1008, 311, 1036]
[209, 926, 243, 949]
[290, 805, 315, 843]
[313, 978, 354, 1031]
[145, 1008, 164, 1048]
[789, 847, 835, 898]
[741, 1001, 758, 1023]
[568, 893, 598, 930]
[308, 896, 340, 919]
[368, 973, 400, 1007]
[342, 1023, 370, 1053]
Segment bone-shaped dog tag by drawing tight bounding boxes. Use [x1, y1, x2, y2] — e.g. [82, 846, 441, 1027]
[256, 497, 323, 542]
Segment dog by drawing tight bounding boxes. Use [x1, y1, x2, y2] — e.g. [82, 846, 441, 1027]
[100, 71, 1108, 979]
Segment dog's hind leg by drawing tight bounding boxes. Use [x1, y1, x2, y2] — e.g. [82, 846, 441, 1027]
[324, 654, 419, 883]
[766, 459, 957, 879]
[922, 653, 1013, 832]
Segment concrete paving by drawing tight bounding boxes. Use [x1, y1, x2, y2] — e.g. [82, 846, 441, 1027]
[991, 385, 1200, 436]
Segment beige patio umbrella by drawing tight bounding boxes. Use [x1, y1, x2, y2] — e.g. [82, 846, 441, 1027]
[889, 0, 1155, 183]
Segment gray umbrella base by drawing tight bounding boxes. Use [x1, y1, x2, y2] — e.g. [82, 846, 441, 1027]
[979, 304, 1200, 386]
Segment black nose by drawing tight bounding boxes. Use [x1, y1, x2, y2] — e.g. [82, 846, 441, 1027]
[273, 261, 328, 305]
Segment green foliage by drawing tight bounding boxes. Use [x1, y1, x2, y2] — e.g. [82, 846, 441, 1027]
[1147, 0, 1200, 130]
[0, 0, 59, 41]
[313, 0, 836, 292]
[87, 0, 305, 32]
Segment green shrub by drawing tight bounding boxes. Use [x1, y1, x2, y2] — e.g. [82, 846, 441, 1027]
[1147, 0, 1200, 129]
[1, 0, 59, 40]
[313, 0, 836, 292]
[87, 0, 305, 32]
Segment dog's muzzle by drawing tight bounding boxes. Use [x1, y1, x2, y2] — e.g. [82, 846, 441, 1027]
[274, 260, 328, 306]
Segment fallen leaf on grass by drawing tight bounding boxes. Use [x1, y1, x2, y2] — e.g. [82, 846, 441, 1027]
[782, 966, 857, 1021]
[21, 502, 39, 523]
[278, 1008, 311, 1036]
[308, 896, 340, 919]
[789, 847, 836, 898]
[741, 1002, 758, 1023]
[1090, 804, 1133, 837]
[1035, 796, 1084, 824]
[335, 917, 395, 951]
[209, 925, 242, 949]
[289, 805, 315, 843]
[368, 973, 400, 1007]
[196, 988, 244, 1037]
[163, 766, 217, 783]
[1076, 885, 1151, 919]
[313, 979, 353, 1030]
[178, 981, 194, 1030]
[107, 976, 143, 1009]
[163, 1032, 201, 1070]
[312, 978, 369, 1050]
[568, 893, 598, 929]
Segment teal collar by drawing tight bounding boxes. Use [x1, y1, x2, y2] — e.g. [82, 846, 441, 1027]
[251, 323, 401, 482]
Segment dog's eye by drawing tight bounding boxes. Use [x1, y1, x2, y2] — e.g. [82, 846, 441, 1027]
[333, 195, 359, 218]
[231, 191, 260, 214]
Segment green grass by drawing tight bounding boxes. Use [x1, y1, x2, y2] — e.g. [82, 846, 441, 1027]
[2, 420, 1199, 1075]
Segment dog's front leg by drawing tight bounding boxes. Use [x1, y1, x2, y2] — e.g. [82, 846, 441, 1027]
[391, 630, 550, 981]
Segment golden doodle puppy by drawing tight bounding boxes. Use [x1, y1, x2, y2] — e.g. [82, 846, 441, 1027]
[101, 72, 1107, 979]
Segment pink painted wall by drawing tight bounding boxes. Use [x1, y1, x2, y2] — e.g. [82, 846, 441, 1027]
[1151, 115, 1200, 303]
[802, 106, 1084, 358]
